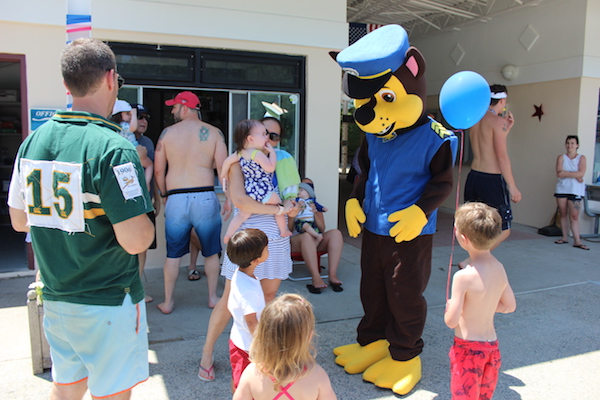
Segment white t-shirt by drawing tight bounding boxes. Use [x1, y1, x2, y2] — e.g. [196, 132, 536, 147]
[227, 268, 265, 351]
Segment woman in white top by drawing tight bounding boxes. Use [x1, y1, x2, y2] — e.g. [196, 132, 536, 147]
[554, 135, 589, 250]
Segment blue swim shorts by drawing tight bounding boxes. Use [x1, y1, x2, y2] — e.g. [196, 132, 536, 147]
[43, 294, 149, 398]
[164, 190, 222, 258]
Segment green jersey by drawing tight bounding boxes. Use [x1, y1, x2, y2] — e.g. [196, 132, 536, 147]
[8, 111, 153, 305]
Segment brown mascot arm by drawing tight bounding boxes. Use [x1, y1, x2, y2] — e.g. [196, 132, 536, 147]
[349, 136, 370, 204]
[415, 140, 454, 216]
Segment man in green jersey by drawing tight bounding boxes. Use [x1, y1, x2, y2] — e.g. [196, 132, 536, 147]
[8, 38, 154, 400]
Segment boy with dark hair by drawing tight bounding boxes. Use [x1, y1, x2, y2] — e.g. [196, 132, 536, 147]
[445, 202, 517, 400]
[215, 229, 268, 390]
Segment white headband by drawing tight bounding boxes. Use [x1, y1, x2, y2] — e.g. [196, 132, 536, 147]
[491, 91, 507, 100]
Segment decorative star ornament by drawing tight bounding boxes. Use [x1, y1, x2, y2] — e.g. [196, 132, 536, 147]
[532, 104, 544, 121]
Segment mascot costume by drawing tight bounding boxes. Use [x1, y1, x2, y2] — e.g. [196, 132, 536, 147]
[330, 24, 459, 395]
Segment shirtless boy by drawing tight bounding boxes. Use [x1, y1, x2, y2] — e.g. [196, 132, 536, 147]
[445, 202, 517, 400]
[155, 91, 228, 313]
[461, 84, 521, 268]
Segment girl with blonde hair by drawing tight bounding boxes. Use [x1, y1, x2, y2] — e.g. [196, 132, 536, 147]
[233, 294, 337, 400]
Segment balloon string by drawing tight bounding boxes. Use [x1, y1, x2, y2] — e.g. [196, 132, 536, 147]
[446, 130, 465, 302]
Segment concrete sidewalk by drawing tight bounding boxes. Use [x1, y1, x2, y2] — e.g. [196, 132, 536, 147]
[1, 208, 600, 399]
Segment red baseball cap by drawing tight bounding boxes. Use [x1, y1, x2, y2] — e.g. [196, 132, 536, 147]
[165, 91, 200, 109]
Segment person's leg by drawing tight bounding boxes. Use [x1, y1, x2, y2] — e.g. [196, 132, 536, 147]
[138, 251, 153, 303]
[479, 344, 502, 400]
[267, 193, 292, 238]
[188, 230, 201, 280]
[92, 391, 131, 400]
[204, 254, 221, 309]
[490, 228, 510, 251]
[224, 212, 249, 244]
[302, 222, 323, 242]
[556, 197, 569, 243]
[50, 380, 88, 400]
[290, 233, 326, 289]
[569, 199, 588, 248]
[318, 229, 343, 284]
[260, 278, 281, 303]
[199, 280, 232, 380]
[157, 257, 181, 314]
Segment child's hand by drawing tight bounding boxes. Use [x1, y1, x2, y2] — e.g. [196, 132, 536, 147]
[264, 142, 274, 153]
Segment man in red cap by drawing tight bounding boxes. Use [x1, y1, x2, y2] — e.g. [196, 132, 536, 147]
[155, 91, 228, 313]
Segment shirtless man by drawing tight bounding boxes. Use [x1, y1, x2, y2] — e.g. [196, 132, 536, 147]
[460, 84, 522, 268]
[155, 91, 227, 313]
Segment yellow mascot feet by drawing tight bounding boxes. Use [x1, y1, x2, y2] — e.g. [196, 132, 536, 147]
[363, 355, 422, 395]
[334, 340, 389, 374]
[332, 342, 359, 356]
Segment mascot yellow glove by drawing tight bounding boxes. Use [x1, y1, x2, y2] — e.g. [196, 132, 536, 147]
[346, 198, 366, 238]
[388, 205, 428, 243]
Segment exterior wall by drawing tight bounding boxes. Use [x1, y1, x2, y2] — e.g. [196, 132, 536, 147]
[439, 76, 600, 232]
[1, 0, 347, 269]
[416, 0, 600, 232]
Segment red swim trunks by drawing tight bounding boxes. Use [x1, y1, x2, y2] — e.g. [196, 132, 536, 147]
[449, 337, 501, 400]
[229, 339, 251, 389]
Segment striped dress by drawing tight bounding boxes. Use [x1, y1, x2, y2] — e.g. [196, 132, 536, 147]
[221, 212, 292, 280]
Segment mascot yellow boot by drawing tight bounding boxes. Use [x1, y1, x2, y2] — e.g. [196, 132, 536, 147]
[330, 24, 458, 395]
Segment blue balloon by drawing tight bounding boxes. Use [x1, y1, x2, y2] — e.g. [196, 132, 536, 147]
[439, 71, 490, 130]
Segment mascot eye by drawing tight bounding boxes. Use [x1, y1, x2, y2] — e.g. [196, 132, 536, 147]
[380, 91, 396, 103]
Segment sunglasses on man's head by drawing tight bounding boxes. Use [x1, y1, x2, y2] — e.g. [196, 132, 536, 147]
[268, 132, 281, 142]
[117, 74, 124, 89]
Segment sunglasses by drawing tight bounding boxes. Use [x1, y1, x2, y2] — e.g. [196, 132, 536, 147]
[137, 114, 150, 121]
[117, 74, 124, 89]
[268, 131, 281, 142]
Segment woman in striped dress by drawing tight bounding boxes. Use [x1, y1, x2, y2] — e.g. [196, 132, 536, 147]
[198, 162, 296, 381]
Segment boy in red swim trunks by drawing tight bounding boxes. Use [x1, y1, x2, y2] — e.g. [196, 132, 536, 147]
[445, 202, 517, 399]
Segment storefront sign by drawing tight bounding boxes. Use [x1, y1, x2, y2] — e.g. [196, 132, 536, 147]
[30, 109, 57, 131]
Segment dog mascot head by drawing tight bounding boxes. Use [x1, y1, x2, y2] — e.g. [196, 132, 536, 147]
[330, 25, 429, 139]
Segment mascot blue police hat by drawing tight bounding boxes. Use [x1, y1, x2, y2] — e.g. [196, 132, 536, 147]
[335, 25, 410, 99]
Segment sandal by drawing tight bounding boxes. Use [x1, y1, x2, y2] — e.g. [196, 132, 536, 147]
[188, 269, 201, 281]
[573, 244, 590, 250]
[554, 239, 568, 244]
[306, 284, 322, 294]
[329, 281, 344, 292]
[198, 359, 215, 382]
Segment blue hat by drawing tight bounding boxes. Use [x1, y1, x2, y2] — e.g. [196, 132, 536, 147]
[336, 25, 409, 79]
[335, 25, 410, 99]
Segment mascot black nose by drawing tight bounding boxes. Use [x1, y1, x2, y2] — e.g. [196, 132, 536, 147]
[354, 97, 377, 126]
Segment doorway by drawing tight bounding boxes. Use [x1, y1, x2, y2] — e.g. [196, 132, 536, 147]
[0, 54, 30, 273]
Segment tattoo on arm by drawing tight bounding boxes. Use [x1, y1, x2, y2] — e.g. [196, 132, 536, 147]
[158, 128, 168, 140]
[217, 129, 225, 143]
[502, 122, 509, 131]
[199, 126, 209, 141]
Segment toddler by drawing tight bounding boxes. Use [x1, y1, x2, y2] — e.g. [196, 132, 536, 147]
[234, 293, 337, 400]
[222, 119, 292, 243]
[294, 181, 328, 243]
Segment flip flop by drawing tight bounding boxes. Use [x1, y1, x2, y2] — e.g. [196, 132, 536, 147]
[329, 281, 344, 292]
[573, 244, 590, 250]
[188, 269, 201, 281]
[198, 364, 215, 382]
[554, 239, 568, 244]
[306, 284, 322, 294]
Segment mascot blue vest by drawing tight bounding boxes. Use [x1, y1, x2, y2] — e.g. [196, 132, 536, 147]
[331, 24, 458, 395]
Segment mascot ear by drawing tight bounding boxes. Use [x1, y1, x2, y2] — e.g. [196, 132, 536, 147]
[403, 47, 426, 79]
[330, 51, 339, 61]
